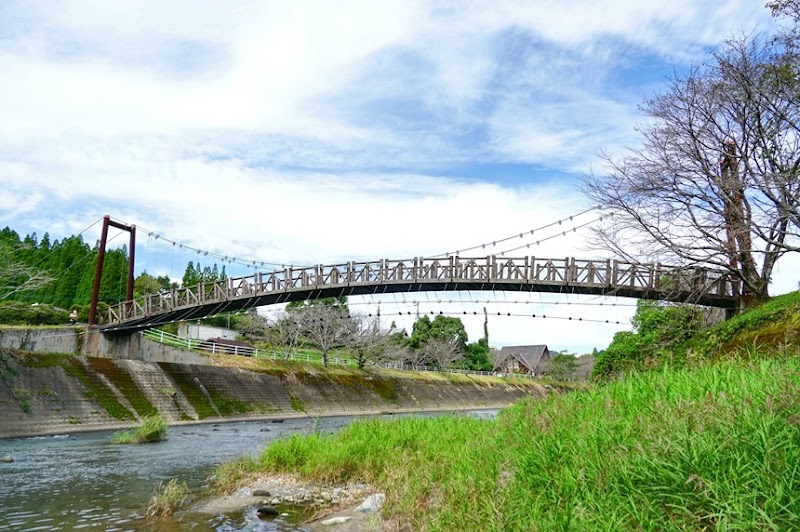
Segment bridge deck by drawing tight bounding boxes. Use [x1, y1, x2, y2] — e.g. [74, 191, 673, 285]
[101, 256, 739, 333]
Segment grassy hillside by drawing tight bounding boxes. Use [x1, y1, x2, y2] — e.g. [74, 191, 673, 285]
[683, 290, 800, 362]
[214, 294, 800, 530]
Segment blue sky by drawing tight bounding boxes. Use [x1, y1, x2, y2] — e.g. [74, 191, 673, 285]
[1, 0, 794, 352]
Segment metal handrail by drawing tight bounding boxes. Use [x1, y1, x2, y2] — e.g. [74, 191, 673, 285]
[139, 329, 537, 378]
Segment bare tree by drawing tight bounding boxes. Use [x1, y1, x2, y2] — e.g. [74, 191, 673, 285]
[422, 337, 464, 370]
[769, 1, 800, 26]
[380, 342, 412, 368]
[234, 310, 269, 342]
[488, 347, 502, 371]
[0, 241, 52, 300]
[583, 33, 800, 303]
[267, 311, 306, 361]
[404, 344, 432, 370]
[296, 304, 353, 366]
[348, 314, 394, 369]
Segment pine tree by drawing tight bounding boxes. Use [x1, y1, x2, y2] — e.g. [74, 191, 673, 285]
[52, 236, 91, 306]
[98, 248, 128, 303]
[182, 261, 199, 287]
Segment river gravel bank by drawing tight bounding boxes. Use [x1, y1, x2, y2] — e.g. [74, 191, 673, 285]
[195, 474, 400, 530]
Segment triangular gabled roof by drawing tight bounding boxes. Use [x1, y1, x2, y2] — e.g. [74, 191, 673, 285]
[493, 345, 550, 372]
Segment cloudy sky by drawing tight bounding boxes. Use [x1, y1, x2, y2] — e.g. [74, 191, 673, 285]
[1, 1, 794, 352]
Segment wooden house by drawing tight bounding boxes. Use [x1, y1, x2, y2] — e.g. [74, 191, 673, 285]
[493, 345, 550, 375]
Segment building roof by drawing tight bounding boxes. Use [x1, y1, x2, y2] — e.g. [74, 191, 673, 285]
[494, 345, 550, 372]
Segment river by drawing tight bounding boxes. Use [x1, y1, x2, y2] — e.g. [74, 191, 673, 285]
[0, 410, 496, 531]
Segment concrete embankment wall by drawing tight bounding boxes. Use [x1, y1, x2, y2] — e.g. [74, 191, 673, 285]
[0, 348, 552, 439]
[0, 326, 219, 365]
[0, 327, 82, 354]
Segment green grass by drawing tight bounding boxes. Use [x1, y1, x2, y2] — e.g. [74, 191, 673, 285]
[214, 353, 800, 530]
[110, 414, 168, 444]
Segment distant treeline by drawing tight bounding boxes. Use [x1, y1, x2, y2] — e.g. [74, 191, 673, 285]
[1, 227, 130, 308]
[0, 226, 226, 320]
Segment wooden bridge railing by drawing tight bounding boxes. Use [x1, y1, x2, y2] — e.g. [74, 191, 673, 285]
[105, 256, 739, 326]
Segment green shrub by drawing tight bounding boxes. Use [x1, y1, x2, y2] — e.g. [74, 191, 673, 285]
[0, 301, 70, 325]
[110, 414, 168, 444]
[157, 322, 179, 335]
[593, 300, 713, 378]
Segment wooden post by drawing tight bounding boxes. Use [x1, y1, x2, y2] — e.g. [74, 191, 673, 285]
[89, 215, 137, 325]
[566, 257, 573, 283]
[88, 216, 111, 325]
[127, 225, 136, 302]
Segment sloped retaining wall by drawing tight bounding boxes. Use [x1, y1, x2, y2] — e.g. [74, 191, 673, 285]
[0, 350, 551, 439]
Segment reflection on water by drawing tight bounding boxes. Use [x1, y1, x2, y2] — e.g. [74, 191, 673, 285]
[0, 410, 497, 531]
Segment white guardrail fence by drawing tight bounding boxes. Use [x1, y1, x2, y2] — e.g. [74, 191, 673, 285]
[140, 329, 538, 379]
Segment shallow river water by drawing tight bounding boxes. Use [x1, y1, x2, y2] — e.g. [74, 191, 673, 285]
[0, 410, 496, 531]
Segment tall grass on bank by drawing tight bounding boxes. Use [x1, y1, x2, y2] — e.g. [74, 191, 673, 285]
[110, 414, 168, 444]
[146, 478, 189, 518]
[215, 355, 800, 530]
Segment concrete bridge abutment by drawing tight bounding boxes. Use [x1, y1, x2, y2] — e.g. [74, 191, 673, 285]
[0, 326, 212, 365]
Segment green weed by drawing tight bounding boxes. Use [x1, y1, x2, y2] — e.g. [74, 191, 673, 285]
[110, 414, 168, 444]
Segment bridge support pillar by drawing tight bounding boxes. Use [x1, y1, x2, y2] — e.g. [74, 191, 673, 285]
[88, 215, 136, 325]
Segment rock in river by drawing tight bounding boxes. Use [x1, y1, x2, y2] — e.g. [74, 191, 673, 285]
[257, 506, 279, 518]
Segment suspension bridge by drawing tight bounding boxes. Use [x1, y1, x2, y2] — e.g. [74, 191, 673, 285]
[100, 254, 739, 334]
